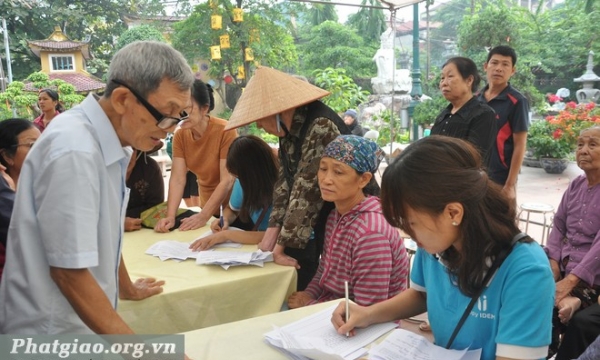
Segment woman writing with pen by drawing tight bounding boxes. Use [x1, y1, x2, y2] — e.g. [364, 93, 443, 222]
[190, 136, 278, 250]
[331, 136, 554, 360]
[287, 135, 409, 309]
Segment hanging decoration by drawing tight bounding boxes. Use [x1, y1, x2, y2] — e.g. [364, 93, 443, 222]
[232, 8, 243, 22]
[219, 34, 230, 49]
[244, 48, 254, 62]
[210, 46, 222, 60]
[237, 65, 245, 79]
[210, 14, 222, 30]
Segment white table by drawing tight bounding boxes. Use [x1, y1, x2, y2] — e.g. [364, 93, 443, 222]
[118, 227, 297, 334]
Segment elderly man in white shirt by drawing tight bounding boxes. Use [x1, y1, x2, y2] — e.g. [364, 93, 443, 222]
[0, 41, 194, 334]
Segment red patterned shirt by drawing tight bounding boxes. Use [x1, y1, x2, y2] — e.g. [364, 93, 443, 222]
[304, 196, 409, 306]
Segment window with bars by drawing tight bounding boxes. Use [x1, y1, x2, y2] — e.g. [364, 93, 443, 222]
[50, 55, 75, 71]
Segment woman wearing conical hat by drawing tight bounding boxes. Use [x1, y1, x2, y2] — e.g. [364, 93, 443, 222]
[225, 66, 350, 290]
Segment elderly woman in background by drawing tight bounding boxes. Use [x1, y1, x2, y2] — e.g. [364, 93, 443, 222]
[332, 136, 554, 360]
[546, 126, 600, 359]
[154, 79, 237, 232]
[33, 89, 64, 132]
[287, 135, 408, 308]
[0, 118, 41, 186]
[431, 57, 496, 164]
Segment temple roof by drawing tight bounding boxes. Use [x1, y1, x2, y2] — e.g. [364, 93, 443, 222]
[27, 26, 91, 59]
[24, 72, 105, 93]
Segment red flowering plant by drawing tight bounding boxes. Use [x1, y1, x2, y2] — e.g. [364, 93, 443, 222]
[528, 102, 600, 158]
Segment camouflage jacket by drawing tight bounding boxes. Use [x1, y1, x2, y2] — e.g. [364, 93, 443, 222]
[268, 105, 340, 249]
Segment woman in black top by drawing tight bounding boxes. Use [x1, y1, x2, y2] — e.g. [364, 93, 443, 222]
[431, 57, 496, 165]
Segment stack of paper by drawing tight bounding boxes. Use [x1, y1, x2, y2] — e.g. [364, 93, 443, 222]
[264, 305, 397, 360]
[195, 250, 273, 269]
[369, 329, 481, 360]
[145, 229, 243, 261]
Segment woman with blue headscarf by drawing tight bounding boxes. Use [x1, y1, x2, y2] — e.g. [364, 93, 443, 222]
[287, 135, 409, 308]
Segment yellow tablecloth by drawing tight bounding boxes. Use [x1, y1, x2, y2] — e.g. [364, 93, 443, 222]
[183, 300, 431, 360]
[117, 227, 297, 334]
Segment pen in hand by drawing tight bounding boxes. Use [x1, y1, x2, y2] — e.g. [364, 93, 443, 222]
[219, 205, 224, 228]
[345, 280, 350, 337]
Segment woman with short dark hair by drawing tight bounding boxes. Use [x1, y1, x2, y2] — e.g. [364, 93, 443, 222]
[431, 57, 496, 164]
[0, 118, 41, 186]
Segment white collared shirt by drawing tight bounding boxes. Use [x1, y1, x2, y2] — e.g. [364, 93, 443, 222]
[0, 94, 132, 334]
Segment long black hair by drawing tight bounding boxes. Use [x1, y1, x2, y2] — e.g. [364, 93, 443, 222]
[381, 136, 531, 297]
[226, 136, 278, 222]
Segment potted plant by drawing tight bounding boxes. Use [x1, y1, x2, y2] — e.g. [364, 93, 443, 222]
[527, 101, 599, 174]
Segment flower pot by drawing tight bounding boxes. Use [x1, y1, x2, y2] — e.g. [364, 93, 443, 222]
[523, 149, 541, 168]
[540, 157, 569, 174]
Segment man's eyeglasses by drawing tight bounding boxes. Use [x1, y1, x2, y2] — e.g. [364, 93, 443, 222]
[112, 80, 189, 129]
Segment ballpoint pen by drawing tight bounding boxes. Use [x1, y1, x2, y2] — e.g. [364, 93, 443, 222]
[219, 204, 224, 228]
[345, 281, 350, 337]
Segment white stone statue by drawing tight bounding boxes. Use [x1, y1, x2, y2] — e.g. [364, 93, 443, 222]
[371, 27, 412, 94]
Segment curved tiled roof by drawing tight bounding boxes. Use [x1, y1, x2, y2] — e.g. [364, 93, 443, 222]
[28, 40, 87, 50]
[24, 72, 105, 93]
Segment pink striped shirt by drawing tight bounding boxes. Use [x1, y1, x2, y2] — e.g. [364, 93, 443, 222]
[304, 196, 409, 306]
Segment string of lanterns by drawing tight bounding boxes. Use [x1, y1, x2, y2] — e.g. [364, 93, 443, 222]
[209, 0, 258, 82]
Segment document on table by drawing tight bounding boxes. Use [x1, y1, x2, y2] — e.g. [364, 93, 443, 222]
[145, 228, 244, 261]
[369, 329, 481, 360]
[196, 249, 273, 269]
[264, 304, 397, 360]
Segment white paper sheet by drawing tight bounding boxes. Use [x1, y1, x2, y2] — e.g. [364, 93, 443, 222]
[264, 305, 396, 360]
[368, 329, 482, 360]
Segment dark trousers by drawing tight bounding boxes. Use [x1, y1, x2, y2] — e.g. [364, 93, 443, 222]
[556, 303, 600, 360]
[284, 240, 319, 291]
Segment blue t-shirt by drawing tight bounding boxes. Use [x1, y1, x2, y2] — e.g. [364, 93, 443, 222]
[229, 179, 271, 231]
[411, 241, 554, 360]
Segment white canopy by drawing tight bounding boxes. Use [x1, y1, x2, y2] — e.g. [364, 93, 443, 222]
[380, 0, 424, 9]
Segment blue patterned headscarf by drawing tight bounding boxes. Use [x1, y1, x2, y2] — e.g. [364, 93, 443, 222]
[323, 135, 383, 173]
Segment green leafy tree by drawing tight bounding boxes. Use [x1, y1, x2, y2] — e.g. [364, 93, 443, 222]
[457, 1, 544, 108]
[345, 0, 386, 44]
[171, 0, 298, 109]
[298, 21, 377, 78]
[312, 68, 369, 113]
[307, 0, 338, 26]
[115, 24, 166, 51]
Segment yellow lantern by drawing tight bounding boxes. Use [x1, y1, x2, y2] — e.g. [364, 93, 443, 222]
[249, 29, 260, 44]
[232, 8, 243, 22]
[244, 48, 254, 62]
[219, 34, 230, 49]
[210, 46, 221, 60]
[237, 65, 245, 79]
[210, 14, 222, 30]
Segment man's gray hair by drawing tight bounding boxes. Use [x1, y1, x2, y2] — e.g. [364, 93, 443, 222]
[105, 41, 194, 98]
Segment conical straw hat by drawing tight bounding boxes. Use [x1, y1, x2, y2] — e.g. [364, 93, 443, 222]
[225, 67, 330, 130]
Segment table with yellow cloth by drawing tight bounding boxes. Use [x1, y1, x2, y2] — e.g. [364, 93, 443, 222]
[118, 227, 297, 334]
[183, 300, 432, 360]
